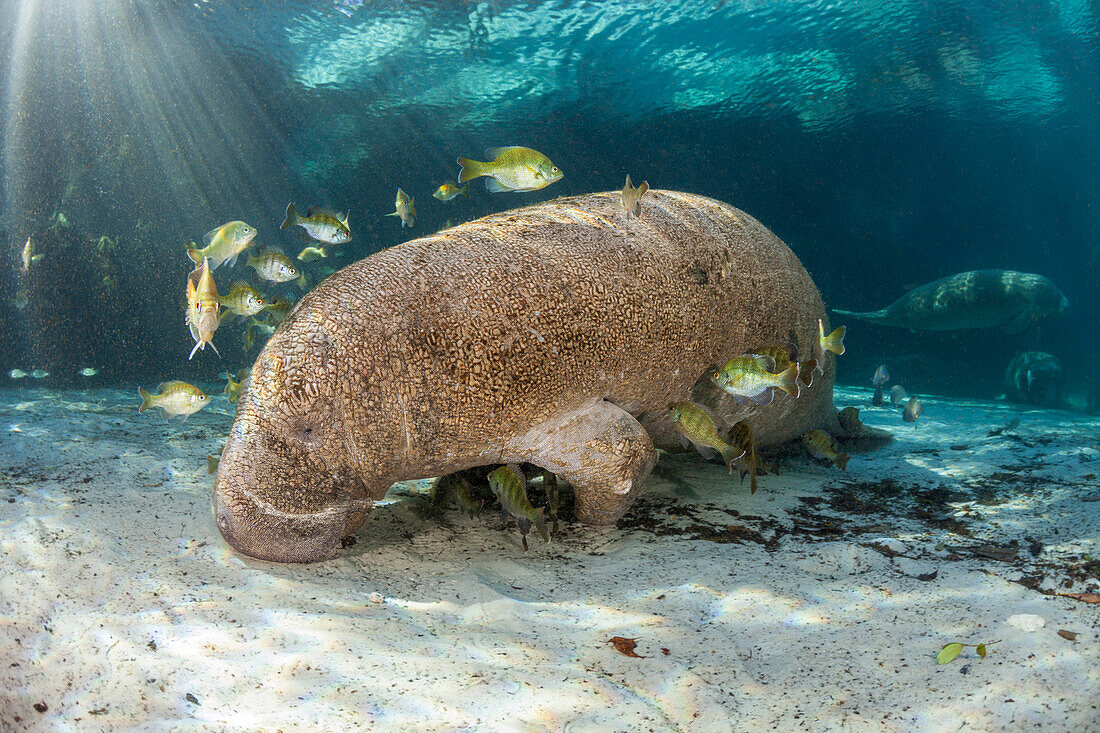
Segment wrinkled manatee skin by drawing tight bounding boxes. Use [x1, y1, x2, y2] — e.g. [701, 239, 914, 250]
[214, 191, 844, 563]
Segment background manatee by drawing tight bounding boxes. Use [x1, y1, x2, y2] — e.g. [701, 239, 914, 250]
[833, 270, 1068, 333]
[214, 191, 880, 563]
[1004, 351, 1063, 407]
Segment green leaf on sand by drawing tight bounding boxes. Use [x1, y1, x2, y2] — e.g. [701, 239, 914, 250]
[937, 643, 964, 664]
[976, 644, 987, 658]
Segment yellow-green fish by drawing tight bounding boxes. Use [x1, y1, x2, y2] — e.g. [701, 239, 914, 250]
[487, 464, 550, 550]
[757, 343, 818, 390]
[838, 406, 863, 435]
[432, 181, 470, 201]
[727, 420, 758, 494]
[8, 369, 27, 379]
[186, 257, 221, 359]
[296, 246, 327, 262]
[621, 174, 649, 217]
[433, 473, 483, 519]
[386, 188, 416, 228]
[668, 401, 745, 474]
[13, 288, 29, 310]
[280, 203, 351, 245]
[31, 369, 48, 378]
[711, 354, 800, 405]
[79, 367, 99, 377]
[802, 429, 850, 470]
[218, 282, 266, 318]
[456, 146, 563, 193]
[21, 237, 44, 273]
[138, 381, 210, 420]
[263, 295, 296, 326]
[247, 248, 299, 283]
[812, 319, 846, 374]
[186, 221, 256, 269]
[223, 368, 251, 404]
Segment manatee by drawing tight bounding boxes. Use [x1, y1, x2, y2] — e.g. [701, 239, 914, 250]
[833, 270, 1068, 333]
[213, 191, 880, 563]
[1004, 351, 1063, 407]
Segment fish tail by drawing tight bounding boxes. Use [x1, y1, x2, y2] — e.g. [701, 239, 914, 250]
[460, 182, 470, 198]
[532, 506, 550, 543]
[456, 157, 485, 183]
[186, 248, 203, 266]
[835, 452, 851, 471]
[776, 363, 800, 397]
[720, 443, 744, 474]
[281, 202, 298, 230]
[825, 325, 847, 356]
[797, 359, 817, 388]
[137, 387, 153, 413]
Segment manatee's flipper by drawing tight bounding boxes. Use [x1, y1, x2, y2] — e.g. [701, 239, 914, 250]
[1002, 309, 1036, 335]
[506, 400, 657, 526]
[831, 307, 892, 326]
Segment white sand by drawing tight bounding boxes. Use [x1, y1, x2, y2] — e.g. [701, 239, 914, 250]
[1, 385, 1097, 731]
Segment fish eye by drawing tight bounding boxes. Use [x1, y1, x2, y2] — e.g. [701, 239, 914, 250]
[551, 166, 558, 173]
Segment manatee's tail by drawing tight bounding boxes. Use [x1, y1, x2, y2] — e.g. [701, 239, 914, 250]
[831, 307, 892, 326]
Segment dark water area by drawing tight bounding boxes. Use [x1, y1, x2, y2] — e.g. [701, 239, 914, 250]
[0, 0, 1096, 405]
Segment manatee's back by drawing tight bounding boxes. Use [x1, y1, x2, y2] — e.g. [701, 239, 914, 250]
[286, 190, 835, 455]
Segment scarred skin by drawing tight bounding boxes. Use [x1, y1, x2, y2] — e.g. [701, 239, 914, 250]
[214, 191, 856, 563]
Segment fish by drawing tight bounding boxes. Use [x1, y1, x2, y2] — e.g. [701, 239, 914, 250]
[727, 420, 758, 493]
[218, 282, 267, 318]
[434, 473, 483, 519]
[802, 429, 850, 470]
[456, 146, 563, 193]
[280, 203, 351, 245]
[242, 317, 276, 351]
[872, 365, 889, 386]
[487, 464, 550, 550]
[432, 181, 470, 201]
[838, 406, 863, 435]
[386, 189, 416, 228]
[758, 343, 817, 390]
[186, 257, 221, 359]
[668, 401, 745, 474]
[79, 367, 99, 377]
[903, 396, 923, 423]
[621, 174, 649, 217]
[247, 248, 299, 283]
[833, 270, 1069, 334]
[223, 368, 251, 404]
[137, 381, 210, 420]
[890, 385, 909, 405]
[710, 354, 800, 405]
[31, 369, 48, 379]
[207, 455, 220, 474]
[812, 319, 846, 374]
[8, 369, 27, 379]
[263, 295, 296, 326]
[21, 237, 44, 272]
[296, 246, 327, 262]
[13, 289, 29, 310]
[186, 221, 257, 270]
[872, 386, 884, 406]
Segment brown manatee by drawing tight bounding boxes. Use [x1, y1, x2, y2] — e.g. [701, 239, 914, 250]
[214, 190, 871, 563]
[833, 270, 1068, 333]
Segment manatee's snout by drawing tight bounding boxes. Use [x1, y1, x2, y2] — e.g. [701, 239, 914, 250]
[213, 430, 359, 563]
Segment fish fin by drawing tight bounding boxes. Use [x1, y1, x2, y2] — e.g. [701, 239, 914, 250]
[749, 354, 777, 372]
[679, 434, 691, 450]
[720, 444, 745, 474]
[218, 309, 232, 325]
[695, 444, 718, 460]
[385, 211, 399, 217]
[798, 359, 817, 387]
[202, 224, 223, 247]
[748, 390, 775, 406]
[281, 203, 298, 230]
[460, 183, 470, 198]
[189, 340, 202, 360]
[835, 452, 850, 471]
[137, 387, 153, 412]
[306, 206, 322, 217]
[485, 177, 513, 193]
[775, 363, 800, 397]
[186, 248, 203, 266]
[456, 157, 483, 183]
[1002, 310, 1035, 334]
[485, 146, 520, 159]
[209, 341, 221, 358]
[533, 506, 550, 543]
[637, 180, 649, 197]
[825, 325, 846, 355]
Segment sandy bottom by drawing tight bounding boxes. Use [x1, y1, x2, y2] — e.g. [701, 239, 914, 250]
[0, 385, 1097, 731]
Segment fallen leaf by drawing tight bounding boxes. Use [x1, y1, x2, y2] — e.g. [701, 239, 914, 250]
[937, 643, 963, 665]
[1057, 630, 1078, 641]
[976, 644, 987, 658]
[605, 637, 644, 658]
[1059, 593, 1100, 604]
[661, 648, 670, 655]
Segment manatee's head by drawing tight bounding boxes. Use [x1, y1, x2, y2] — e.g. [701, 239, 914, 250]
[213, 323, 369, 563]
[1034, 276, 1070, 316]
